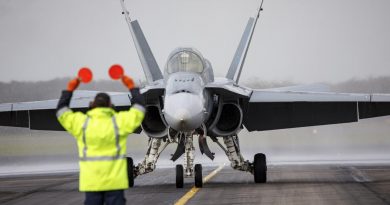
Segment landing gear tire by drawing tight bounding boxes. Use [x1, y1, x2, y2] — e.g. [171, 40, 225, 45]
[194, 164, 203, 188]
[254, 153, 267, 183]
[176, 164, 184, 188]
[127, 157, 134, 187]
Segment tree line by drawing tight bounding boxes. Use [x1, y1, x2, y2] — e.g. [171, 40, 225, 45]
[1, 76, 390, 103]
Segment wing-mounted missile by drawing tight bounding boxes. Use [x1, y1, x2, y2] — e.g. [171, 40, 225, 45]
[120, 0, 163, 84]
[226, 0, 264, 83]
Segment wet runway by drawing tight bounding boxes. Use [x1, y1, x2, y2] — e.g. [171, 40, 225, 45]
[1, 164, 390, 205]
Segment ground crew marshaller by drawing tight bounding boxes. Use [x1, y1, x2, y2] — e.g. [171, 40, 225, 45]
[56, 75, 145, 205]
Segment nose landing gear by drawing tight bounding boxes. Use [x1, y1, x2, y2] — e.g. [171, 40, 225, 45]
[174, 133, 204, 188]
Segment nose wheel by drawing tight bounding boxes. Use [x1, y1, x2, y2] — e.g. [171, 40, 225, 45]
[194, 164, 203, 188]
[176, 164, 184, 188]
[175, 164, 203, 188]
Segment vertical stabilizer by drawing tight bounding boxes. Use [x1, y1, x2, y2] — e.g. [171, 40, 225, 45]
[120, 0, 163, 83]
[226, 0, 264, 83]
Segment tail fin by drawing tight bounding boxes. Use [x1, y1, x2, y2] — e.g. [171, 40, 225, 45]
[226, 0, 264, 83]
[120, 0, 163, 84]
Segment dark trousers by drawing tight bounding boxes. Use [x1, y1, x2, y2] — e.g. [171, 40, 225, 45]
[84, 190, 126, 205]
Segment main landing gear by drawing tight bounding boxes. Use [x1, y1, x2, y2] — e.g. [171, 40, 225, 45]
[253, 153, 267, 183]
[212, 135, 267, 184]
[127, 157, 134, 187]
[134, 133, 266, 188]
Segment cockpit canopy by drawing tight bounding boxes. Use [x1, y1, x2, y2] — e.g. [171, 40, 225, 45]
[166, 50, 204, 74]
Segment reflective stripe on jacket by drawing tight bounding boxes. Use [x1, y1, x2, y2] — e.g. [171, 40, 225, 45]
[57, 106, 145, 191]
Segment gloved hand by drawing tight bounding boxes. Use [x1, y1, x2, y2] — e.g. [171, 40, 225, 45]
[67, 78, 80, 92]
[121, 75, 135, 89]
[130, 87, 145, 106]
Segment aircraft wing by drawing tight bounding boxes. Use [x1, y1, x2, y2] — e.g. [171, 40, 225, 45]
[0, 90, 139, 132]
[258, 83, 331, 92]
[243, 90, 390, 131]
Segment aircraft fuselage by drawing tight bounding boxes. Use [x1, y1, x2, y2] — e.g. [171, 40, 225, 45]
[162, 48, 214, 133]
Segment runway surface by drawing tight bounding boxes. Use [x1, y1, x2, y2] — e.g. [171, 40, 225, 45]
[1, 164, 390, 205]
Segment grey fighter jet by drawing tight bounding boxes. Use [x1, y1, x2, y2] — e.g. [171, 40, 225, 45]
[1, 0, 390, 188]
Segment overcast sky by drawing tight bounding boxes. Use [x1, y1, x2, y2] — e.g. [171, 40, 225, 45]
[0, 0, 389, 83]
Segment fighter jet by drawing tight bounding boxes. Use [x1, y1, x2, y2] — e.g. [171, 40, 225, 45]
[1, 0, 390, 188]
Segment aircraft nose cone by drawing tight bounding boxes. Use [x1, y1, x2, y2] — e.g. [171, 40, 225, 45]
[164, 93, 204, 132]
[174, 109, 193, 130]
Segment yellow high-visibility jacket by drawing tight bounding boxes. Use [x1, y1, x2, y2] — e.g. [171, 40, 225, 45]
[57, 106, 145, 191]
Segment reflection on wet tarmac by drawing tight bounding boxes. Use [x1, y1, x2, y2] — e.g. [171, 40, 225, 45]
[1, 116, 390, 175]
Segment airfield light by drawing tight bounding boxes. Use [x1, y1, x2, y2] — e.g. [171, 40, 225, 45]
[109, 64, 125, 80]
[78, 67, 93, 83]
